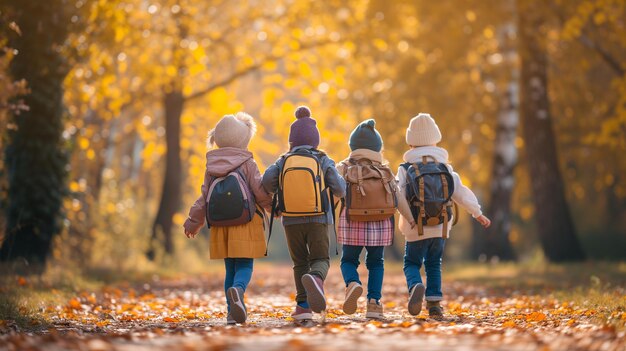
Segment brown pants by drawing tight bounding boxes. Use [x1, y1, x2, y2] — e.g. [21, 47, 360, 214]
[284, 223, 330, 303]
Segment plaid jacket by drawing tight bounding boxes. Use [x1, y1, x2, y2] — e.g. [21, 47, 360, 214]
[338, 211, 394, 247]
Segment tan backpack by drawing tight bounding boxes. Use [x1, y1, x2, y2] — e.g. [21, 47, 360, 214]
[342, 158, 398, 221]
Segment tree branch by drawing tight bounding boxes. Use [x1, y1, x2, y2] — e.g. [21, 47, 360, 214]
[578, 34, 625, 76]
[183, 39, 339, 102]
[548, 1, 625, 77]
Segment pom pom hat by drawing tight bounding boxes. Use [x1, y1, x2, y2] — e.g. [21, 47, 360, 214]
[349, 119, 383, 152]
[288, 106, 320, 148]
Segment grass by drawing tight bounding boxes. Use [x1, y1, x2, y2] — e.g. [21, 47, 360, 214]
[0, 255, 227, 330]
[444, 261, 626, 328]
[444, 261, 626, 292]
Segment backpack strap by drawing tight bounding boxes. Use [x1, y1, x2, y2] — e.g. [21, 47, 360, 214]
[265, 193, 279, 256]
[422, 155, 438, 164]
[417, 176, 425, 236]
[368, 165, 393, 194]
[452, 202, 459, 226]
[440, 174, 449, 239]
[412, 163, 421, 177]
[357, 165, 366, 196]
[410, 162, 425, 237]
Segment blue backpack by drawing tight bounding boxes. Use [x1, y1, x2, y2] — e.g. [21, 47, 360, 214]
[401, 155, 455, 238]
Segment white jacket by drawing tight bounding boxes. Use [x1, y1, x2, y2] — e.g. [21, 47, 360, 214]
[397, 146, 482, 242]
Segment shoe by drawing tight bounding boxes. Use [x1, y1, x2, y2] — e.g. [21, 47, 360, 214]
[427, 301, 444, 319]
[226, 287, 247, 323]
[301, 274, 327, 313]
[291, 305, 313, 321]
[408, 283, 425, 316]
[365, 299, 384, 319]
[343, 282, 363, 315]
[226, 312, 236, 325]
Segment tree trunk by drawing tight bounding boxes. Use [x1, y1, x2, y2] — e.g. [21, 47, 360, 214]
[517, 0, 585, 262]
[483, 86, 518, 261]
[473, 0, 519, 261]
[148, 91, 184, 259]
[473, 18, 518, 262]
[0, 0, 70, 266]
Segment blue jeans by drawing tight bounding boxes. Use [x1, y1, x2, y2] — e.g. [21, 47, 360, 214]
[340, 245, 385, 301]
[403, 238, 445, 301]
[224, 258, 254, 307]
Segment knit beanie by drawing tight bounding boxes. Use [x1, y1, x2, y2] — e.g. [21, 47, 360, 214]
[405, 113, 442, 146]
[349, 119, 383, 152]
[288, 106, 320, 148]
[207, 112, 256, 149]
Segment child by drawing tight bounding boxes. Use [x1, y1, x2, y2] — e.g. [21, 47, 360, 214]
[183, 112, 272, 325]
[262, 106, 346, 321]
[397, 113, 491, 319]
[336, 119, 415, 319]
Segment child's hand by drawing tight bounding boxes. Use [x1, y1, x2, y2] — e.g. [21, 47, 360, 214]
[274, 210, 282, 218]
[184, 228, 197, 238]
[475, 215, 491, 228]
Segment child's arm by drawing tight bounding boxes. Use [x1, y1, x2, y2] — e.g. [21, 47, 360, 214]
[243, 159, 272, 211]
[323, 157, 347, 198]
[183, 169, 210, 237]
[449, 165, 491, 228]
[394, 167, 416, 227]
[261, 159, 280, 194]
[395, 167, 416, 227]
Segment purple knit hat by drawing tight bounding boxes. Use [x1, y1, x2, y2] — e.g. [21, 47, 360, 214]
[288, 106, 320, 148]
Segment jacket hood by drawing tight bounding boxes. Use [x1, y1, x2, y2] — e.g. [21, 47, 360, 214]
[205, 147, 253, 177]
[403, 146, 449, 164]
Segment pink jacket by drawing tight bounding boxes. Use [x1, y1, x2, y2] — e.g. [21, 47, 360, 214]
[183, 147, 272, 235]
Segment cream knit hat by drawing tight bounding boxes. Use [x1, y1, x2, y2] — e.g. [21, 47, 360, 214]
[207, 112, 257, 149]
[405, 113, 442, 146]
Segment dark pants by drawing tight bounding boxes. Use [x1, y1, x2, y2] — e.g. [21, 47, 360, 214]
[284, 223, 330, 303]
[403, 238, 445, 301]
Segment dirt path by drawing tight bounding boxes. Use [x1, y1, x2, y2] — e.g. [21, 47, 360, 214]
[1, 265, 624, 351]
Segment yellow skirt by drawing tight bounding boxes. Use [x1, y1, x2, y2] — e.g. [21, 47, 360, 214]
[209, 214, 267, 259]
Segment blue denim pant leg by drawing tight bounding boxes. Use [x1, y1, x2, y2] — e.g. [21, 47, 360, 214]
[224, 258, 236, 296]
[340, 245, 363, 286]
[423, 238, 445, 301]
[224, 258, 254, 308]
[364, 246, 384, 301]
[403, 241, 425, 292]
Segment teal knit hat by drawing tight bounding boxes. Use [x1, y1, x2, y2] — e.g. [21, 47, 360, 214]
[349, 119, 383, 152]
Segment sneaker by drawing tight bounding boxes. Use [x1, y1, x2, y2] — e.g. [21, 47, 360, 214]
[408, 283, 425, 316]
[427, 301, 444, 319]
[365, 299, 384, 319]
[226, 312, 236, 325]
[291, 305, 313, 321]
[226, 287, 247, 323]
[301, 274, 326, 313]
[342, 282, 363, 315]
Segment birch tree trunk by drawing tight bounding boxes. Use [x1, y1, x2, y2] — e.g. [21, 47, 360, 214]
[473, 8, 518, 261]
